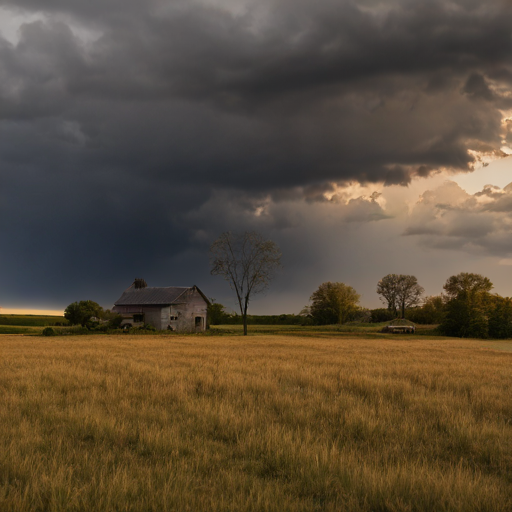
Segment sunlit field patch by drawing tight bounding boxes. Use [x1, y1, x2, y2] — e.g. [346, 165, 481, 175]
[1, 334, 511, 511]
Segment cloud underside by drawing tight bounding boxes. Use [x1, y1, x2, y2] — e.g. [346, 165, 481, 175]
[0, 0, 511, 195]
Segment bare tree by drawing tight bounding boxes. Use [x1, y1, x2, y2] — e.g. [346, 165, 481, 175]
[210, 231, 282, 335]
[377, 274, 424, 319]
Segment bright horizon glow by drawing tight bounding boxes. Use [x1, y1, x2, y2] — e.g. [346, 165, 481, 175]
[0, 308, 64, 316]
[451, 155, 512, 194]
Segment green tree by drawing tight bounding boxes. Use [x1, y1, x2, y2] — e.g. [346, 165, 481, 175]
[443, 272, 493, 298]
[421, 295, 445, 324]
[207, 299, 229, 325]
[370, 308, 396, 323]
[377, 274, 424, 318]
[405, 295, 445, 324]
[64, 300, 103, 327]
[488, 296, 512, 339]
[441, 290, 489, 338]
[310, 282, 360, 325]
[440, 273, 493, 338]
[376, 274, 400, 315]
[210, 231, 281, 336]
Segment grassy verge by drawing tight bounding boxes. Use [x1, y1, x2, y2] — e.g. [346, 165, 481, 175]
[209, 322, 439, 336]
[209, 323, 387, 334]
[1, 334, 511, 511]
[0, 325, 46, 335]
[0, 317, 438, 337]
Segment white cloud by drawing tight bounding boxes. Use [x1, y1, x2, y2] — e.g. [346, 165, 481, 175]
[403, 171, 512, 258]
[451, 155, 512, 193]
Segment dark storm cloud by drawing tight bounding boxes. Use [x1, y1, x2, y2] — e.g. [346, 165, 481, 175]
[463, 73, 495, 102]
[1, 0, 511, 187]
[0, 0, 511, 307]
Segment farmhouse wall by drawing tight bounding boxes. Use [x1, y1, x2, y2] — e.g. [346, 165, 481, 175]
[174, 288, 208, 332]
[143, 307, 164, 330]
[160, 306, 171, 330]
[113, 284, 209, 332]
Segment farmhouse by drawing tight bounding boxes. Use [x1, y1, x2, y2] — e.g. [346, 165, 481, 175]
[112, 279, 210, 331]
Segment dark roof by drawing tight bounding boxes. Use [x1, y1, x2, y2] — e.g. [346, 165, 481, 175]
[114, 286, 189, 306]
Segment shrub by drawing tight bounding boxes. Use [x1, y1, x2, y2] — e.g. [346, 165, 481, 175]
[370, 308, 395, 323]
[101, 309, 124, 329]
[352, 308, 372, 323]
[405, 296, 445, 324]
[42, 327, 56, 336]
[138, 324, 156, 332]
[208, 301, 230, 325]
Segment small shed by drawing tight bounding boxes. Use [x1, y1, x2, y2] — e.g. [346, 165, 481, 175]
[381, 319, 416, 334]
[112, 279, 210, 332]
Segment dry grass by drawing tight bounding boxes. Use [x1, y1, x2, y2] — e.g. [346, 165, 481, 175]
[1, 333, 511, 511]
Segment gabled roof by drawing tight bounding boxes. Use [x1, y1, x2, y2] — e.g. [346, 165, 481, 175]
[114, 286, 189, 306]
[114, 284, 210, 306]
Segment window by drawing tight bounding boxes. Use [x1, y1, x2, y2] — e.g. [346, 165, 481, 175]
[133, 314, 144, 323]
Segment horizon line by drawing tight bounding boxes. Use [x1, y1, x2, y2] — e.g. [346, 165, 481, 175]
[0, 308, 64, 316]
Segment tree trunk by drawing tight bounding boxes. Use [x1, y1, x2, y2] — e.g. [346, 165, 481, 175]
[243, 298, 249, 336]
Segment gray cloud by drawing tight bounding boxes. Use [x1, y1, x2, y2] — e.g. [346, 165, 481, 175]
[463, 73, 494, 102]
[0, 0, 511, 309]
[2, 1, 511, 185]
[404, 180, 512, 257]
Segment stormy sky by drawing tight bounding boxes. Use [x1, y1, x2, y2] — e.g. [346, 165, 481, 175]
[1, 0, 512, 314]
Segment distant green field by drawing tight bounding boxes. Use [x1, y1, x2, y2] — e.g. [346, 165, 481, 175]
[0, 316, 437, 337]
[0, 325, 46, 335]
[211, 323, 386, 332]
[0, 314, 67, 327]
[210, 322, 439, 336]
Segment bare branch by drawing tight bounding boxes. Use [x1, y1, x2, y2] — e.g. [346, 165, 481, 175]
[210, 231, 282, 335]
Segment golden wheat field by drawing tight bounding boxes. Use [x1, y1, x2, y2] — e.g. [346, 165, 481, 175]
[1, 333, 511, 512]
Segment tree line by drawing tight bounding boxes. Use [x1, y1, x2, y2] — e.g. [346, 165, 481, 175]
[302, 272, 511, 339]
[210, 267, 512, 339]
[62, 231, 511, 339]
[208, 231, 512, 339]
